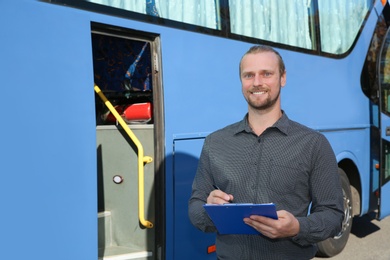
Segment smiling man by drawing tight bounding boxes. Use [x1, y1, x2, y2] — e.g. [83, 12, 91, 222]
[188, 45, 344, 259]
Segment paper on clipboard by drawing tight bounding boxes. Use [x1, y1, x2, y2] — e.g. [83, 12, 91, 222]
[203, 203, 278, 235]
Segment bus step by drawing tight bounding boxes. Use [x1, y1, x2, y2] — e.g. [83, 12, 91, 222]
[98, 211, 113, 249]
[98, 212, 153, 260]
[98, 246, 152, 260]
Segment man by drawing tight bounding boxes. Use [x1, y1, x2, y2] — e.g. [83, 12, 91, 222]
[188, 45, 344, 259]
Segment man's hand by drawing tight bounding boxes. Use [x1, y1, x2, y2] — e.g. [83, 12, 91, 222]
[243, 210, 300, 239]
[207, 189, 234, 204]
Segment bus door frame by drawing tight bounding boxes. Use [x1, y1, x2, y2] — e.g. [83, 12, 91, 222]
[378, 25, 390, 219]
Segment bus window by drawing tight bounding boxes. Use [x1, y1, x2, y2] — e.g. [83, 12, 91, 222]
[228, 0, 314, 50]
[379, 23, 390, 115]
[318, 0, 373, 54]
[86, 0, 221, 29]
[92, 32, 153, 125]
[361, 15, 387, 105]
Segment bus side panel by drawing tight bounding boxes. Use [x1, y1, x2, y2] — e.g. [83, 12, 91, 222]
[0, 1, 96, 259]
[173, 138, 216, 259]
[323, 128, 371, 213]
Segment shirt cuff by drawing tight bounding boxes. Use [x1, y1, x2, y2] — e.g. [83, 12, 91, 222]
[291, 217, 311, 246]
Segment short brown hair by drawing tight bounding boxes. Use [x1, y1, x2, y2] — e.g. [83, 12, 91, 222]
[239, 45, 286, 78]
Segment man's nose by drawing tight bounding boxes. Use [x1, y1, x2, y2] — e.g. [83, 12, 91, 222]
[253, 74, 263, 86]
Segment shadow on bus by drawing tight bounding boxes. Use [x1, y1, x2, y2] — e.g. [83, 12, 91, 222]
[351, 212, 380, 238]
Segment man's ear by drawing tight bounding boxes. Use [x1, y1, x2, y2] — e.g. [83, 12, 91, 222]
[281, 71, 286, 87]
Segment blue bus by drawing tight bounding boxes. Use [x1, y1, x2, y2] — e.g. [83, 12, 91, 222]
[1, 0, 390, 259]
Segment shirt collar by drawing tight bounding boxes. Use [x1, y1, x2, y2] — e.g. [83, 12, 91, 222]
[234, 110, 290, 136]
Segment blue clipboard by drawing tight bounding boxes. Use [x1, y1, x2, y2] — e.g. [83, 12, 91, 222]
[203, 203, 278, 235]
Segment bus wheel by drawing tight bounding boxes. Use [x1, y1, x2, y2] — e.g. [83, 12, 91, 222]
[316, 168, 353, 257]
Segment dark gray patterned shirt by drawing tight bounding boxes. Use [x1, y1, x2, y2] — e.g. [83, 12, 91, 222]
[188, 112, 344, 260]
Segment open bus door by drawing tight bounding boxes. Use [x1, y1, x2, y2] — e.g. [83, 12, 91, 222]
[92, 24, 163, 259]
[378, 25, 390, 219]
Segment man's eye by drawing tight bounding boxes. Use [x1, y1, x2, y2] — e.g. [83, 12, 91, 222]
[243, 74, 253, 79]
[264, 72, 272, 77]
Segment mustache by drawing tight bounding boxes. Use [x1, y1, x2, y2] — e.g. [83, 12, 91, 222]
[249, 87, 269, 92]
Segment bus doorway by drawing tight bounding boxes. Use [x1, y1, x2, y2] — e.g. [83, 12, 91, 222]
[92, 24, 164, 259]
[378, 25, 390, 219]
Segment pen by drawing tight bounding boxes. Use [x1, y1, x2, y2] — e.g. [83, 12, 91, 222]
[213, 184, 233, 203]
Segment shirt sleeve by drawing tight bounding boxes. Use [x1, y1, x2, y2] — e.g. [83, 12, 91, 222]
[292, 134, 344, 246]
[188, 137, 218, 233]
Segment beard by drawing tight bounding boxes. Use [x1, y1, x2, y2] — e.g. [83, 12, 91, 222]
[245, 86, 281, 111]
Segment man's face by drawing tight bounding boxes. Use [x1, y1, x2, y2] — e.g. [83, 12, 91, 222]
[240, 51, 286, 111]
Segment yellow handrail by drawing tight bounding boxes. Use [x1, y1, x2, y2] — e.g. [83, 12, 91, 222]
[94, 85, 153, 229]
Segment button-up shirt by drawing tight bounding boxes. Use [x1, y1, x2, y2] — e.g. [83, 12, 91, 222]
[188, 112, 344, 260]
